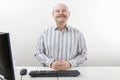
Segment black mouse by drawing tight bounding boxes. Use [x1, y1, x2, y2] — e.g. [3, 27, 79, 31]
[20, 68, 27, 75]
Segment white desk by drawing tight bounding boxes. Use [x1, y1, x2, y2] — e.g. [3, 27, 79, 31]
[15, 66, 120, 80]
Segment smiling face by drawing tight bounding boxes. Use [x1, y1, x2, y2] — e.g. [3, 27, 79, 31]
[52, 3, 70, 25]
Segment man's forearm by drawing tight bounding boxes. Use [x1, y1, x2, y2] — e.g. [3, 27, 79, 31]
[35, 53, 54, 66]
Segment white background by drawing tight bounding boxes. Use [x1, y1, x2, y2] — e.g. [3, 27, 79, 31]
[0, 0, 120, 66]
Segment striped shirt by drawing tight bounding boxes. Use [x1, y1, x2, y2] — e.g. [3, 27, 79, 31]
[35, 25, 87, 67]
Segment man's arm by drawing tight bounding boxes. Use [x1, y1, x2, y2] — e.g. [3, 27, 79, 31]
[34, 33, 54, 67]
[69, 32, 87, 67]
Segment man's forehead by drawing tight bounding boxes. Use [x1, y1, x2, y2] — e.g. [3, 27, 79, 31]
[53, 3, 69, 11]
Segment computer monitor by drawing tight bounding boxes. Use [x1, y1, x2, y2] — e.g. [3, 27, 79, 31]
[0, 32, 15, 80]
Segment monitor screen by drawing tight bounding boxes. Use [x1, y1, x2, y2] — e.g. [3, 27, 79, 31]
[0, 32, 15, 80]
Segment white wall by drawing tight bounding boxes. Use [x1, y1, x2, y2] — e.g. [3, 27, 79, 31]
[0, 0, 120, 66]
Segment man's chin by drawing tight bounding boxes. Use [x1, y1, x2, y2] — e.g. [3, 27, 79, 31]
[57, 19, 66, 23]
[57, 21, 66, 24]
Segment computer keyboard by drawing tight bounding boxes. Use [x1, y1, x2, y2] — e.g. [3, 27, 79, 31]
[29, 70, 80, 77]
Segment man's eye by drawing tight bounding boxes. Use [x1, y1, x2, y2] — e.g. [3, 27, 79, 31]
[55, 10, 60, 13]
[63, 10, 67, 12]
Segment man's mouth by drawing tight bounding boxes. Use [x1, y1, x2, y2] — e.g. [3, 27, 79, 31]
[57, 15, 66, 18]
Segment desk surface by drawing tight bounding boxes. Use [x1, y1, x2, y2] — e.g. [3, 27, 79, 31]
[15, 66, 120, 80]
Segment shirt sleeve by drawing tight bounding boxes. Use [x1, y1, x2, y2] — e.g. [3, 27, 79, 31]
[69, 32, 87, 67]
[34, 32, 54, 67]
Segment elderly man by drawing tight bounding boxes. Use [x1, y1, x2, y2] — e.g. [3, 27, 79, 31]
[35, 3, 87, 70]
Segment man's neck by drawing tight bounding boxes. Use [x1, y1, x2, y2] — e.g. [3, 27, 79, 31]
[57, 23, 67, 31]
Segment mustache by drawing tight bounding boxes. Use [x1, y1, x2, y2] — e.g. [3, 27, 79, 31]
[57, 14, 66, 18]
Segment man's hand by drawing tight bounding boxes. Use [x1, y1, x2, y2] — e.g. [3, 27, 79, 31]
[51, 60, 71, 70]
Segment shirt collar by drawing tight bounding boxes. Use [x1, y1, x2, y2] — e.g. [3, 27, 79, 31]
[54, 25, 70, 31]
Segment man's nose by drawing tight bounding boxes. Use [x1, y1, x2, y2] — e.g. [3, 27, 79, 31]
[59, 11, 63, 14]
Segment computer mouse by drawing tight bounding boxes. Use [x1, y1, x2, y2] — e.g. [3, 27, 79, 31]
[20, 68, 27, 75]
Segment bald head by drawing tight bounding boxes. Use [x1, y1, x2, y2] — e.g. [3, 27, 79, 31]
[52, 3, 69, 13]
[52, 3, 70, 28]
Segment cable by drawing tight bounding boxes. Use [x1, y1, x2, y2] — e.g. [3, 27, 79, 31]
[57, 76, 59, 80]
[20, 75, 23, 80]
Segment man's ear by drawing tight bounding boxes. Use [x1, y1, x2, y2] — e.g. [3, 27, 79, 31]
[52, 9, 54, 17]
[68, 11, 70, 17]
[52, 12, 54, 17]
